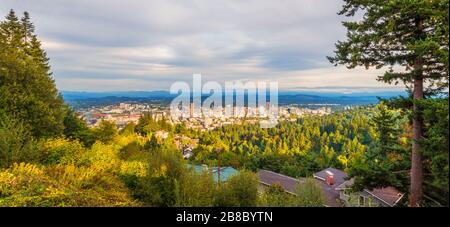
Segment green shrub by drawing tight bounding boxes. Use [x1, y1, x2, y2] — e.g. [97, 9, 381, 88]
[258, 183, 296, 207]
[293, 178, 325, 207]
[39, 138, 86, 165]
[214, 170, 259, 207]
[176, 170, 215, 207]
[0, 112, 39, 168]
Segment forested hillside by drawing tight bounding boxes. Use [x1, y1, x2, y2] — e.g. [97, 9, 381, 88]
[0, 8, 448, 207]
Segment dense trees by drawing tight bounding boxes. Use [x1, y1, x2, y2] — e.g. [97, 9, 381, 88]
[0, 10, 66, 138]
[193, 107, 377, 177]
[1, 9, 448, 207]
[348, 103, 410, 192]
[215, 170, 259, 207]
[0, 111, 38, 168]
[192, 104, 448, 206]
[63, 108, 94, 146]
[328, 0, 449, 206]
[421, 97, 449, 205]
[92, 120, 118, 144]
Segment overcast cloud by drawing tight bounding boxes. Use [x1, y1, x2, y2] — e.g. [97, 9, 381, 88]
[1, 0, 404, 92]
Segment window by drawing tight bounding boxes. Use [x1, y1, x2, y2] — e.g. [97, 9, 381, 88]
[359, 196, 367, 206]
[343, 189, 349, 196]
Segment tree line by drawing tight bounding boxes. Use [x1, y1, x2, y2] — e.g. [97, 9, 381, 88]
[1, 3, 448, 207]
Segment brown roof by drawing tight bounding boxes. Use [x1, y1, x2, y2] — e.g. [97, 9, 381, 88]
[315, 180, 342, 207]
[257, 169, 304, 194]
[258, 167, 404, 207]
[313, 168, 348, 207]
[335, 178, 404, 207]
[364, 187, 404, 207]
[313, 167, 348, 188]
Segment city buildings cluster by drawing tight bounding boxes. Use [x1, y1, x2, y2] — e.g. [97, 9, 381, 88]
[77, 102, 332, 131]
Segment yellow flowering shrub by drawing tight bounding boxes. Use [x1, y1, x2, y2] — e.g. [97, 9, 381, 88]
[40, 138, 86, 165]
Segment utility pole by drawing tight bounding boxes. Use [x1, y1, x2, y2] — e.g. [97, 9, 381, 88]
[216, 148, 223, 184]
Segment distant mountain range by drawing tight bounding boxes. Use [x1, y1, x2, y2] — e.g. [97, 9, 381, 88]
[62, 90, 407, 109]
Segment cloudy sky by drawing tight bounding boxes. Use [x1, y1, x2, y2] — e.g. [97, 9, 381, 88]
[1, 0, 404, 92]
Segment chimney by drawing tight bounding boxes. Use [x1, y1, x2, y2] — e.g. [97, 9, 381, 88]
[325, 170, 334, 186]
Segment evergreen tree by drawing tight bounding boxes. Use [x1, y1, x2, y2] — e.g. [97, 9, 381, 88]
[0, 10, 66, 138]
[349, 103, 407, 191]
[328, 0, 449, 206]
[63, 108, 94, 147]
[93, 120, 118, 144]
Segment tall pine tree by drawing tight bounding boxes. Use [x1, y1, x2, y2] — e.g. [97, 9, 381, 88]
[0, 10, 66, 138]
[328, 0, 449, 206]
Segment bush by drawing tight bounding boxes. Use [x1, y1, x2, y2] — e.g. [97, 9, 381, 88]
[0, 162, 139, 207]
[258, 183, 296, 207]
[176, 170, 215, 207]
[293, 178, 325, 207]
[84, 142, 121, 172]
[214, 170, 259, 207]
[0, 112, 39, 168]
[39, 138, 86, 165]
[93, 120, 118, 144]
[133, 147, 186, 206]
[119, 141, 144, 160]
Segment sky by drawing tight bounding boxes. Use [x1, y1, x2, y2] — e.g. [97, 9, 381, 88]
[1, 0, 405, 93]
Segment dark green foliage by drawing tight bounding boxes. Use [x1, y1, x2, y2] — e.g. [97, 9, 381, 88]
[135, 175, 179, 207]
[144, 134, 159, 151]
[63, 108, 94, 147]
[328, 0, 448, 88]
[258, 184, 295, 207]
[175, 170, 215, 207]
[92, 120, 118, 144]
[293, 178, 325, 207]
[194, 107, 376, 178]
[421, 98, 449, 206]
[214, 170, 259, 207]
[133, 147, 185, 206]
[119, 141, 144, 160]
[0, 10, 66, 138]
[328, 0, 449, 206]
[135, 113, 173, 136]
[0, 111, 38, 168]
[349, 103, 409, 191]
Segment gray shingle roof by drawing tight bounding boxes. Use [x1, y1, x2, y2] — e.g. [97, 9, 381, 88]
[313, 167, 348, 188]
[257, 169, 304, 194]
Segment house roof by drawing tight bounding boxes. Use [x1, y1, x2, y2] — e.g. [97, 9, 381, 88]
[335, 178, 405, 207]
[364, 187, 404, 207]
[313, 167, 348, 187]
[312, 168, 348, 207]
[257, 169, 304, 194]
[257, 167, 404, 207]
[187, 164, 238, 183]
[315, 180, 342, 207]
[335, 178, 355, 190]
[210, 167, 238, 183]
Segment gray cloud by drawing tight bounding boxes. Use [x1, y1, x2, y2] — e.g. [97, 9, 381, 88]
[1, 0, 402, 92]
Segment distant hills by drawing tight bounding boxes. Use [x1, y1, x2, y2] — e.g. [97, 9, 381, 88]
[62, 90, 407, 109]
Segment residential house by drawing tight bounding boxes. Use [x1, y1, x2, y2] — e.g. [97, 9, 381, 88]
[257, 167, 404, 207]
[312, 167, 348, 207]
[335, 178, 404, 207]
[257, 169, 304, 195]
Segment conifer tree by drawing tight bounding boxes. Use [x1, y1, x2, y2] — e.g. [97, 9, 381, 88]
[0, 10, 66, 138]
[328, 0, 449, 206]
